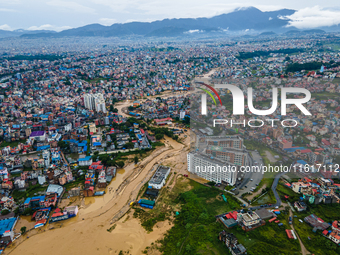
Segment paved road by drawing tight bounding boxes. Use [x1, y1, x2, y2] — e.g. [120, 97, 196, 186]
[271, 172, 285, 206]
[247, 172, 284, 210]
[237, 151, 264, 194]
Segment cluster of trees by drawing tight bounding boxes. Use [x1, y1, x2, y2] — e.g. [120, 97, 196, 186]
[109, 98, 118, 112]
[286, 61, 324, 73]
[237, 48, 304, 60]
[92, 152, 125, 168]
[175, 116, 190, 125]
[109, 105, 118, 112]
[58, 140, 71, 153]
[148, 127, 175, 140]
[286, 60, 340, 73]
[5, 54, 64, 61]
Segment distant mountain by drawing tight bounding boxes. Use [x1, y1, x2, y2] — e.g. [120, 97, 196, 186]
[0, 29, 56, 38]
[284, 30, 301, 34]
[3, 7, 337, 39]
[303, 29, 326, 34]
[258, 31, 276, 36]
[16, 7, 296, 38]
[284, 29, 326, 35]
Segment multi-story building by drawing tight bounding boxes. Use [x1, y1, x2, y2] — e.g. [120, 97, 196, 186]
[204, 146, 248, 166]
[237, 211, 261, 228]
[198, 135, 244, 149]
[292, 182, 311, 194]
[84, 93, 106, 113]
[219, 231, 247, 255]
[187, 152, 237, 185]
[42, 150, 50, 168]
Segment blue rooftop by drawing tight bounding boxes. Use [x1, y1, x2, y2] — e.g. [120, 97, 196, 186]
[0, 217, 17, 235]
[31, 195, 45, 202]
[297, 160, 307, 165]
[284, 147, 305, 152]
[78, 156, 92, 162]
[24, 197, 31, 205]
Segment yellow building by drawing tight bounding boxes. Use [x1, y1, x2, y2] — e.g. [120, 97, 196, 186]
[89, 123, 96, 134]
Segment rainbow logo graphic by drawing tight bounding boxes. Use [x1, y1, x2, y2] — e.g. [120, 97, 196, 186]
[196, 81, 222, 106]
[195, 82, 222, 114]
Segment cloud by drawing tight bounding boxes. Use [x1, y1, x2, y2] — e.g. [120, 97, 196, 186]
[99, 18, 116, 26]
[0, 8, 18, 12]
[28, 24, 72, 32]
[47, 1, 96, 14]
[0, 0, 20, 4]
[91, 0, 284, 20]
[0, 24, 12, 30]
[185, 29, 203, 34]
[283, 6, 340, 29]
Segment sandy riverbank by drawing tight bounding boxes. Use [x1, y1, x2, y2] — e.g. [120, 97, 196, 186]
[6, 136, 186, 255]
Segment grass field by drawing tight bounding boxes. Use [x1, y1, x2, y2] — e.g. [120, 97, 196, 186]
[223, 208, 300, 255]
[0, 139, 26, 149]
[312, 91, 340, 100]
[142, 177, 242, 254]
[292, 203, 340, 255]
[153, 177, 303, 254]
[276, 182, 300, 203]
[293, 217, 339, 255]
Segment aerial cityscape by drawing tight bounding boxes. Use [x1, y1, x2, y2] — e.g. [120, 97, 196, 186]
[1, 1, 340, 254]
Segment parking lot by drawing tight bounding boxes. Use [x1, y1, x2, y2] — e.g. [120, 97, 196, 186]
[235, 150, 264, 195]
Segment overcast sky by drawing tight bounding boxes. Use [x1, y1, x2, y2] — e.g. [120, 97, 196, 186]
[1, 0, 340, 31]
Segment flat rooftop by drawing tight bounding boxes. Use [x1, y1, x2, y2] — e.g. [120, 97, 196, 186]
[149, 165, 170, 185]
[0, 217, 16, 235]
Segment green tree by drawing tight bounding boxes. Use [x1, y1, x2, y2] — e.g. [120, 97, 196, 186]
[182, 116, 190, 125]
[116, 161, 124, 168]
[124, 142, 134, 149]
[1, 209, 10, 215]
[20, 226, 27, 235]
[155, 134, 164, 140]
[134, 156, 139, 164]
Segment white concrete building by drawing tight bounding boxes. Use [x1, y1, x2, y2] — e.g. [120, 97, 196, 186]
[38, 175, 46, 185]
[42, 150, 50, 168]
[78, 156, 93, 166]
[148, 165, 171, 189]
[84, 93, 107, 113]
[187, 152, 237, 185]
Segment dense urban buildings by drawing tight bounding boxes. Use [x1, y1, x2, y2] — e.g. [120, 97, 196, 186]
[1, 22, 340, 255]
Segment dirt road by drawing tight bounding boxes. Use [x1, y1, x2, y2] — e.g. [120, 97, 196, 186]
[290, 209, 310, 255]
[114, 90, 192, 118]
[114, 68, 218, 118]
